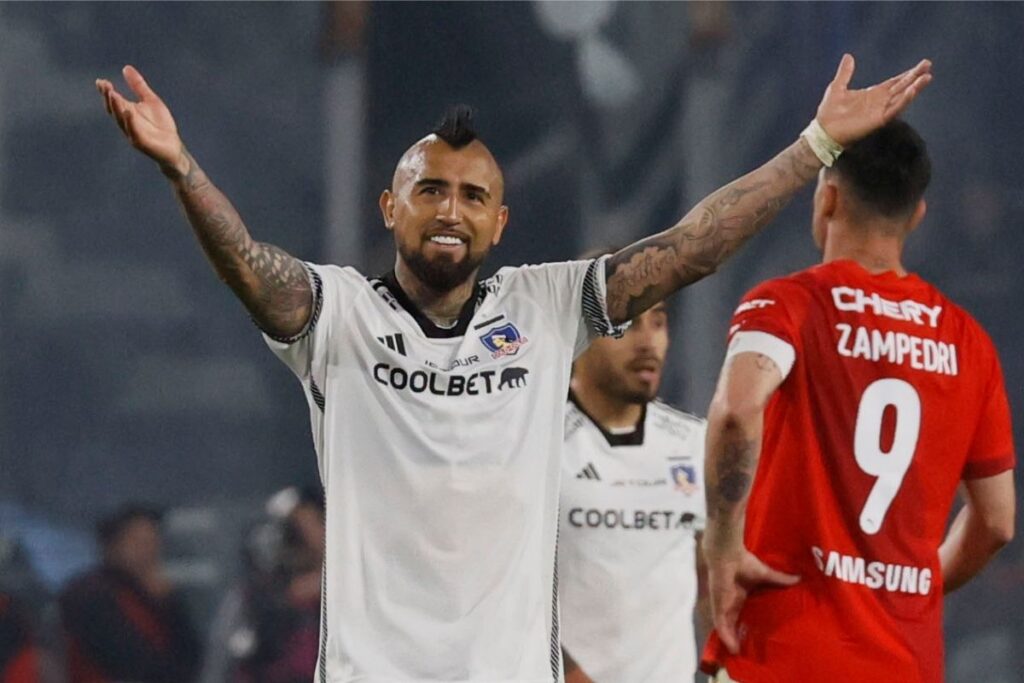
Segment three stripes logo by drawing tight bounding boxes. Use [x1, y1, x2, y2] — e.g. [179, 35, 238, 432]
[576, 463, 601, 481]
[377, 333, 407, 356]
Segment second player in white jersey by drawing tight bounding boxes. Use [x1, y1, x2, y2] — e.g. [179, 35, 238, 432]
[560, 399, 706, 682]
[557, 299, 707, 683]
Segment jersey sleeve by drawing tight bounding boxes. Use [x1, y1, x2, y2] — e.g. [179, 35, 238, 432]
[260, 263, 363, 382]
[724, 279, 801, 380]
[962, 346, 1016, 479]
[508, 256, 630, 358]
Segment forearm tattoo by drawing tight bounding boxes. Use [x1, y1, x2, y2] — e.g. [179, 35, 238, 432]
[712, 436, 757, 507]
[704, 426, 758, 551]
[167, 149, 311, 336]
[604, 139, 821, 323]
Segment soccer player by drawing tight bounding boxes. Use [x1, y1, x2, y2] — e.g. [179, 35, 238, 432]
[95, 54, 930, 682]
[700, 119, 1016, 682]
[558, 292, 709, 682]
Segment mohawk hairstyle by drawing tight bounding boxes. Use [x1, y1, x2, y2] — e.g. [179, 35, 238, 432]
[432, 104, 479, 149]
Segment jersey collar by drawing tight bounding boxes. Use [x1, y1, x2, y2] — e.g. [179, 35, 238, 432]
[568, 390, 647, 447]
[379, 270, 484, 339]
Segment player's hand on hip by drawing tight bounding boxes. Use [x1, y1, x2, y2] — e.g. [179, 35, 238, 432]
[708, 548, 799, 655]
[815, 54, 932, 147]
[95, 65, 187, 176]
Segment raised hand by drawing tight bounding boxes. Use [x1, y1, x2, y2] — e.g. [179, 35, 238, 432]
[95, 65, 187, 176]
[816, 54, 933, 147]
[707, 548, 800, 655]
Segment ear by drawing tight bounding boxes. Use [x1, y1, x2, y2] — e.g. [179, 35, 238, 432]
[820, 180, 838, 219]
[491, 205, 510, 246]
[906, 198, 927, 234]
[379, 190, 395, 230]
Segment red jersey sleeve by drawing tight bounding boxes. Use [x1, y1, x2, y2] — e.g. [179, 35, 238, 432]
[962, 346, 1016, 479]
[727, 279, 801, 346]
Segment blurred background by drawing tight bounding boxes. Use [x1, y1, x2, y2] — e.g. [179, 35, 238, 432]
[0, 2, 1021, 682]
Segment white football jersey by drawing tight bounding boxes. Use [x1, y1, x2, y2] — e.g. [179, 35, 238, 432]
[263, 257, 625, 683]
[557, 395, 706, 682]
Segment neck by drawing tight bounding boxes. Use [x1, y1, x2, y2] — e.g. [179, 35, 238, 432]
[822, 220, 907, 276]
[394, 257, 478, 327]
[570, 376, 644, 431]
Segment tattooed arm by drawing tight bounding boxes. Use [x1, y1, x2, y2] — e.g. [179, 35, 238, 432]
[96, 66, 311, 338]
[604, 54, 932, 324]
[167, 151, 311, 336]
[702, 351, 797, 654]
[704, 352, 782, 558]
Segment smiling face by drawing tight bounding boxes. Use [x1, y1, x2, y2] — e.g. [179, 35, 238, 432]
[379, 136, 508, 292]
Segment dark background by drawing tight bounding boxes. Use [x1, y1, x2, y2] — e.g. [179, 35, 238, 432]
[1, 3, 1021, 680]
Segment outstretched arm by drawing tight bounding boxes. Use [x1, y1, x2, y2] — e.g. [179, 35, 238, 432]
[96, 66, 311, 339]
[939, 471, 1015, 593]
[703, 351, 798, 654]
[604, 54, 932, 324]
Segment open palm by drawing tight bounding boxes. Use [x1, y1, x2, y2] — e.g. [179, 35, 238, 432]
[96, 65, 185, 173]
[817, 54, 932, 146]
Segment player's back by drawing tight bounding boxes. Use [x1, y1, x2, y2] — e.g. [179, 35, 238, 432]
[702, 259, 1015, 683]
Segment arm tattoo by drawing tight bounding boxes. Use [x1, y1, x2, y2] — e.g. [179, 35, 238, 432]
[166, 148, 312, 337]
[713, 437, 757, 506]
[754, 353, 776, 373]
[604, 138, 821, 323]
[704, 423, 759, 553]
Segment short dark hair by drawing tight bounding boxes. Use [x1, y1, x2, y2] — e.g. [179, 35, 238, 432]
[432, 105, 478, 149]
[96, 503, 162, 548]
[830, 119, 931, 218]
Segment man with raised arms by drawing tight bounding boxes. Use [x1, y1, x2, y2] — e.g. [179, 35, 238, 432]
[95, 55, 930, 682]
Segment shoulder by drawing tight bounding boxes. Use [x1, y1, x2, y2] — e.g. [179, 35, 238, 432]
[926, 284, 1002, 364]
[739, 267, 819, 302]
[491, 260, 593, 284]
[564, 397, 591, 440]
[304, 263, 376, 303]
[648, 400, 706, 436]
[734, 269, 820, 317]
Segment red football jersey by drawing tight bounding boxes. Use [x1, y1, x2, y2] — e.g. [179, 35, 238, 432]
[701, 259, 1015, 683]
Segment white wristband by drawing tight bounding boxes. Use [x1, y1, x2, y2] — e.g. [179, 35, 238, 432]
[800, 119, 844, 167]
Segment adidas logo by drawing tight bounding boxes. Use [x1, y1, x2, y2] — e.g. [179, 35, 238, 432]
[576, 463, 601, 481]
[377, 333, 407, 356]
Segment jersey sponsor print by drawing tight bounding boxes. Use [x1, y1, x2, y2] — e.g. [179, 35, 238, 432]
[701, 259, 1015, 683]
[263, 258, 625, 683]
[559, 395, 706, 682]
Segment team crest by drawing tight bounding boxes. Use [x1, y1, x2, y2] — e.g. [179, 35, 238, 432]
[479, 322, 529, 359]
[670, 464, 699, 495]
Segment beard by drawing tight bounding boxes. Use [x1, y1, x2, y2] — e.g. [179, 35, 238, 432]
[614, 384, 657, 405]
[398, 240, 489, 292]
[597, 367, 660, 405]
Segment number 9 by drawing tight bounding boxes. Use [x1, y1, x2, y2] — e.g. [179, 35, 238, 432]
[853, 378, 921, 535]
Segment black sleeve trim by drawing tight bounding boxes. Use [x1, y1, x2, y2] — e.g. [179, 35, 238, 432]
[582, 256, 628, 339]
